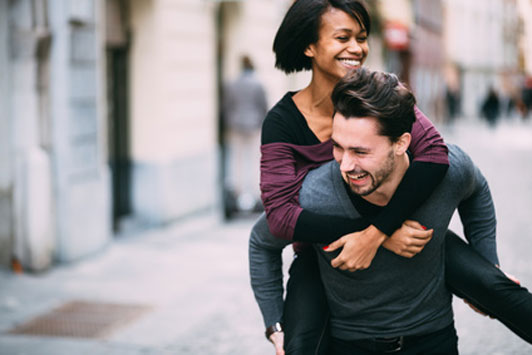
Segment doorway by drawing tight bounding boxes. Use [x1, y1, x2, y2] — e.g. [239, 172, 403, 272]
[106, 0, 131, 231]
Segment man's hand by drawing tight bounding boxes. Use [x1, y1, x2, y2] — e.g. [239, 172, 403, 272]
[382, 220, 433, 258]
[497, 265, 521, 285]
[269, 331, 285, 355]
[323, 225, 387, 271]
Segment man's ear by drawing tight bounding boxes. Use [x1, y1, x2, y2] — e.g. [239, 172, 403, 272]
[394, 132, 411, 155]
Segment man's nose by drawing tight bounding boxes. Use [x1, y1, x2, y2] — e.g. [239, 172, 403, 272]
[339, 153, 357, 173]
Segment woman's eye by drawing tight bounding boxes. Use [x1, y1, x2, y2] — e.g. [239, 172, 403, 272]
[357, 36, 368, 42]
[336, 36, 349, 41]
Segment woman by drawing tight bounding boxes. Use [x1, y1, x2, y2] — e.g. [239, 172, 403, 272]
[249, 0, 532, 354]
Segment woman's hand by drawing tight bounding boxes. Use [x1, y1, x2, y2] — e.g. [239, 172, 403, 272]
[382, 220, 433, 258]
[323, 225, 387, 271]
[269, 331, 285, 355]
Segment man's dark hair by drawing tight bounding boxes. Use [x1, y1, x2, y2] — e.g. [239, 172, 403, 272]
[241, 55, 254, 71]
[273, 0, 371, 74]
[331, 67, 416, 141]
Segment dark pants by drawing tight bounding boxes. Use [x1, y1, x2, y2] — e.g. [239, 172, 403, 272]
[445, 232, 532, 343]
[283, 230, 532, 354]
[330, 324, 458, 355]
[283, 248, 330, 355]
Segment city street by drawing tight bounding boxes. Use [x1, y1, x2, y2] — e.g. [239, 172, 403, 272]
[0, 116, 531, 354]
[443, 116, 532, 354]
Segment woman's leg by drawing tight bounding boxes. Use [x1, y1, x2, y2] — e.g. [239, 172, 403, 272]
[445, 230, 532, 343]
[283, 246, 330, 355]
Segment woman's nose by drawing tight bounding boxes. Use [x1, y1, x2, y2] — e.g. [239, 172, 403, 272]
[347, 39, 362, 54]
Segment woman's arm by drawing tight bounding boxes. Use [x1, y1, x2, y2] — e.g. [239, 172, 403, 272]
[261, 107, 448, 245]
[261, 142, 370, 244]
[261, 104, 372, 244]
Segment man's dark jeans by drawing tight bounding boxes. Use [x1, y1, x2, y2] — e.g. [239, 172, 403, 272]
[283, 230, 532, 355]
[330, 324, 458, 355]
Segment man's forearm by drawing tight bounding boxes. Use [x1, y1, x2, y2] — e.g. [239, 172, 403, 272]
[249, 214, 291, 327]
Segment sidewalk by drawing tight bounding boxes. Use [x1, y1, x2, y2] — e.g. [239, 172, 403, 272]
[1, 118, 532, 354]
[0, 213, 274, 355]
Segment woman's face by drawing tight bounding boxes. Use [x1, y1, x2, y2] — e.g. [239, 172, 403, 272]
[305, 7, 369, 82]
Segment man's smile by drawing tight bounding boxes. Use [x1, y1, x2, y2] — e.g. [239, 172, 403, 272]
[347, 172, 370, 185]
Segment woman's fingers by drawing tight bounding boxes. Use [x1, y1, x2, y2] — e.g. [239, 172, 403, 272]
[322, 236, 346, 252]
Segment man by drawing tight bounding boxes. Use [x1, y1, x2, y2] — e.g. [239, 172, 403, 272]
[222, 55, 268, 215]
[250, 68, 500, 354]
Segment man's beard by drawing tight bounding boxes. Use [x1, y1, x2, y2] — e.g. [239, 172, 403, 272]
[348, 150, 395, 197]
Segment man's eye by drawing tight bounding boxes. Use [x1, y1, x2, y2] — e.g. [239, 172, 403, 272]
[333, 145, 343, 152]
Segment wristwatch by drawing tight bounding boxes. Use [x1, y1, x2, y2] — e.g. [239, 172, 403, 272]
[265, 322, 283, 340]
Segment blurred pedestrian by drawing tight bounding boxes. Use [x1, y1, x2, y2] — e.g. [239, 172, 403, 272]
[481, 87, 500, 126]
[223, 55, 268, 215]
[445, 85, 460, 122]
[522, 75, 532, 119]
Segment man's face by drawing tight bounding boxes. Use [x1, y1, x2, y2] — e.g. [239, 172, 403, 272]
[331, 113, 396, 197]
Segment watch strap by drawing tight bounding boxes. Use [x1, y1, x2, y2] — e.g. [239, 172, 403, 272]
[265, 322, 283, 340]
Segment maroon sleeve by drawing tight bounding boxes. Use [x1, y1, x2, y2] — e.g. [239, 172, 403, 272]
[260, 142, 332, 240]
[409, 106, 449, 164]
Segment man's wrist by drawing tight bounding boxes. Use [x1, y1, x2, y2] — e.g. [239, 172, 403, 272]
[265, 322, 283, 341]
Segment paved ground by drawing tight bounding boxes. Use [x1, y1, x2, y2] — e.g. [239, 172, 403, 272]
[0, 116, 531, 354]
[442, 116, 532, 354]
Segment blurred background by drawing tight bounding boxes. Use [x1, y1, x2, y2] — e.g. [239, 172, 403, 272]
[2, 0, 531, 272]
[1, 0, 532, 353]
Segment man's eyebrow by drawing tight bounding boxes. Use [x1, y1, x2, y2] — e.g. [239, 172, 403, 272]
[347, 144, 370, 152]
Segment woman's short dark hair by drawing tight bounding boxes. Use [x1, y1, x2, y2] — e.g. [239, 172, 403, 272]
[273, 0, 371, 74]
[331, 67, 416, 141]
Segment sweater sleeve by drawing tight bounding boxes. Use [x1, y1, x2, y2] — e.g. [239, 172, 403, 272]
[370, 107, 450, 236]
[261, 104, 449, 242]
[456, 148, 499, 265]
[249, 214, 291, 328]
[261, 142, 370, 243]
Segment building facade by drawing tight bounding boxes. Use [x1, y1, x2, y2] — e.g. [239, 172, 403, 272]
[377, 0, 446, 122]
[1, 0, 111, 271]
[410, 0, 446, 122]
[4, 0, 527, 271]
[518, 0, 532, 75]
[443, 0, 521, 117]
[0, 0, 301, 271]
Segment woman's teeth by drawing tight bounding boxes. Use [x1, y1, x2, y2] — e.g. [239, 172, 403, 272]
[340, 59, 360, 66]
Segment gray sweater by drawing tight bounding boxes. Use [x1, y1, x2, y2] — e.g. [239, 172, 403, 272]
[249, 144, 498, 336]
